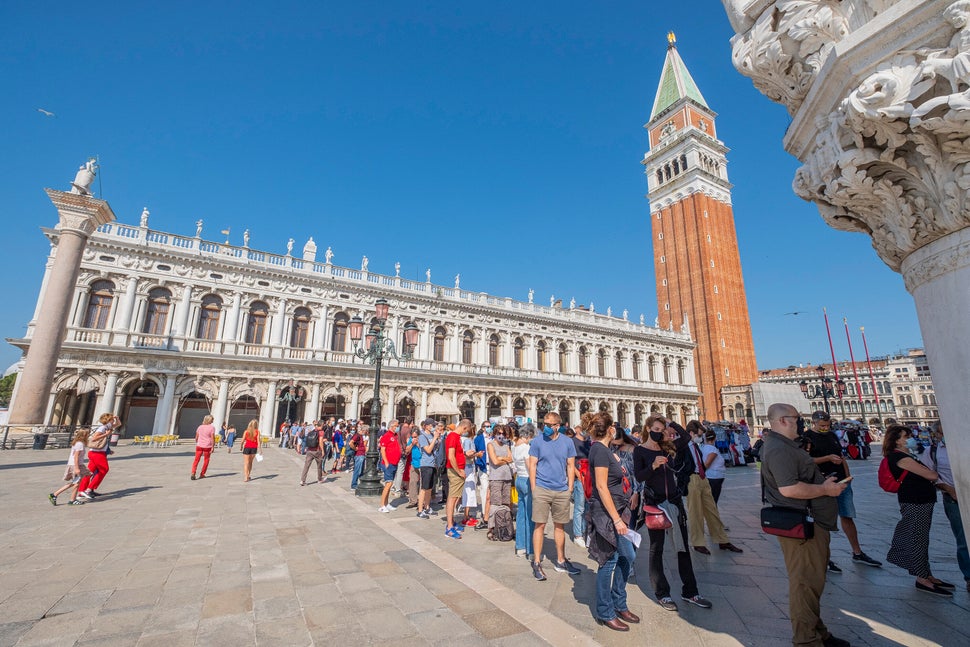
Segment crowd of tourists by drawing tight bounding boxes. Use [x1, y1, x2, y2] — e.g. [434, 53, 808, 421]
[43, 405, 968, 645]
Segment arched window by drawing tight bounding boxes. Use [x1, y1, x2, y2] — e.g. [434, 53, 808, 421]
[648, 355, 657, 381]
[680, 154, 688, 170]
[862, 382, 870, 395]
[513, 398, 526, 416]
[536, 341, 547, 372]
[677, 359, 686, 384]
[632, 353, 641, 380]
[461, 330, 474, 364]
[245, 301, 269, 344]
[513, 337, 524, 369]
[558, 344, 568, 373]
[143, 287, 172, 335]
[615, 352, 624, 379]
[617, 403, 628, 427]
[433, 326, 447, 362]
[489, 334, 500, 367]
[662, 357, 671, 383]
[83, 280, 115, 329]
[196, 294, 222, 340]
[597, 349, 606, 377]
[331, 313, 349, 351]
[290, 307, 312, 348]
[656, 169, 663, 185]
[487, 397, 502, 418]
[578, 346, 588, 375]
[580, 400, 592, 414]
[876, 382, 884, 395]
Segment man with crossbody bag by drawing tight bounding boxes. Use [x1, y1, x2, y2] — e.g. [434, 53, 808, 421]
[761, 404, 848, 647]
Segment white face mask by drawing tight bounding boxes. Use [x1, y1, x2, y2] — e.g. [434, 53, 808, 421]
[693, 435, 704, 445]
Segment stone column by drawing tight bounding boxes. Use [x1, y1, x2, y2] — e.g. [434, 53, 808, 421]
[723, 0, 970, 537]
[171, 284, 194, 348]
[153, 375, 178, 436]
[114, 275, 138, 336]
[271, 297, 287, 346]
[349, 384, 361, 420]
[8, 189, 115, 425]
[309, 383, 321, 422]
[223, 292, 242, 342]
[418, 389, 428, 421]
[312, 304, 329, 351]
[95, 372, 120, 418]
[261, 379, 278, 436]
[213, 378, 230, 431]
[479, 393, 488, 420]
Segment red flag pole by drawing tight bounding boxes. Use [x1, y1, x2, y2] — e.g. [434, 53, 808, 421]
[860, 326, 884, 427]
[823, 307, 841, 381]
[843, 318, 865, 419]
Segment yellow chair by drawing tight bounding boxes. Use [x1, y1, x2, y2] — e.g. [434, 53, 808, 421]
[260, 435, 270, 447]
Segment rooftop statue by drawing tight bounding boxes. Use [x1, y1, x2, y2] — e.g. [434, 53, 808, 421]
[140, 207, 150, 228]
[70, 158, 98, 196]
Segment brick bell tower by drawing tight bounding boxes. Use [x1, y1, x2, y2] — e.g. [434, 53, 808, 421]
[642, 32, 758, 419]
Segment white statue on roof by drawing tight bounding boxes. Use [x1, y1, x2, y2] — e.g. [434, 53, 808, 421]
[70, 158, 97, 196]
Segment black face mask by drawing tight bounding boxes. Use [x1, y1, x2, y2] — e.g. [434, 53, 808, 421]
[649, 431, 665, 443]
[615, 428, 624, 441]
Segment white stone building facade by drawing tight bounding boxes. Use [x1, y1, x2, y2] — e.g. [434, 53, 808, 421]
[8, 215, 699, 438]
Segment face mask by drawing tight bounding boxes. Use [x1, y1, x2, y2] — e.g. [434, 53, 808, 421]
[693, 435, 704, 445]
[649, 431, 665, 443]
[905, 437, 918, 451]
[494, 436, 506, 445]
[816, 426, 831, 433]
[543, 425, 555, 438]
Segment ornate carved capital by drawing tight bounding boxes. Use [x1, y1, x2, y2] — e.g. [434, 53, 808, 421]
[725, 0, 970, 271]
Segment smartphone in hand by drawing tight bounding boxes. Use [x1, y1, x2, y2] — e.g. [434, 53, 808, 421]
[838, 476, 853, 484]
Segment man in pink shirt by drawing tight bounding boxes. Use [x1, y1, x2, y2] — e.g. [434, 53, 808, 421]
[379, 421, 402, 512]
[192, 415, 216, 480]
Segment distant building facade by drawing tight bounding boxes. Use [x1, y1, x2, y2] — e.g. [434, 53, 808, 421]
[643, 36, 758, 419]
[726, 349, 938, 428]
[7, 213, 700, 438]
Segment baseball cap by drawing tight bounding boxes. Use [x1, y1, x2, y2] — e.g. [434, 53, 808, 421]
[422, 418, 437, 427]
[811, 411, 831, 422]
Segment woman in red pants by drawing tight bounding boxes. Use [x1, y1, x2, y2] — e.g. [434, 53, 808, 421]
[191, 415, 216, 480]
[78, 413, 121, 500]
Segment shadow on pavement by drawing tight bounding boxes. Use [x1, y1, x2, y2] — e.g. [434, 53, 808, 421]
[97, 486, 162, 500]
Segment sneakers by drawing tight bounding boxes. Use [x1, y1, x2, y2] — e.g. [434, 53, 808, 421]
[658, 597, 679, 611]
[681, 595, 713, 609]
[190, 474, 196, 480]
[300, 482, 306, 486]
[70, 500, 84, 506]
[475, 519, 488, 530]
[77, 491, 93, 500]
[553, 559, 581, 575]
[89, 491, 102, 497]
[516, 549, 527, 557]
[852, 552, 882, 567]
[48, 493, 57, 506]
[531, 562, 547, 581]
[378, 505, 389, 513]
[916, 581, 953, 597]
[445, 527, 462, 539]
[827, 561, 842, 574]
[450, 524, 464, 534]
[426, 507, 438, 516]
[385, 503, 397, 511]
[417, 510, 430, 519]
[574, 536, 586, 548]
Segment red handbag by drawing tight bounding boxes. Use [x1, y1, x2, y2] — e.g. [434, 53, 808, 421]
[642, 464, 673, 530]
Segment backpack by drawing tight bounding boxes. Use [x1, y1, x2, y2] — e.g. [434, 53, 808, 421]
[305, 429, 320, 450]
[878, 454, 907, 493]
[488, 504, 515, 541]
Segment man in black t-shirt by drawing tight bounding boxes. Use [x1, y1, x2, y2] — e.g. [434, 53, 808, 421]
[803, 410, 882, 571]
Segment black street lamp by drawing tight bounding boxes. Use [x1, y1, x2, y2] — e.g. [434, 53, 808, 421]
[800, 366, 836, 414]
[348, 298, 419, 497]
[276, 380, 304, 428]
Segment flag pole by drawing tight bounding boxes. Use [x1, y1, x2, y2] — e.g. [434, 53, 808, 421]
[860, 326, 884, 429]
[823, 308, 846, 419]
[843, 317, 866, 422]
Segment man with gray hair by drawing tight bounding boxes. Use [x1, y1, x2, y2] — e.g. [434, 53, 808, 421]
[762, 403, 849, 647]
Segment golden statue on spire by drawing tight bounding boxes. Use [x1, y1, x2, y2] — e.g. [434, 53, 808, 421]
[667, 31, 676, 46]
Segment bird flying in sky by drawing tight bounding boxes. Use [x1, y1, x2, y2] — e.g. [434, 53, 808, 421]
[784, 311, 806, 316]
[37, 108, 55, 117]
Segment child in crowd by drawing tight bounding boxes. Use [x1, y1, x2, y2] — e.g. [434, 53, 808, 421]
[49, 428, 92, 506]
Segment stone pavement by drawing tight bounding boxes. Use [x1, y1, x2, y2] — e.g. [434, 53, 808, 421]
[0, 443, 966, 647]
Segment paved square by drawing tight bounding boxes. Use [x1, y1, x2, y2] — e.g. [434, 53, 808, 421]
[0, 443, 965, 646]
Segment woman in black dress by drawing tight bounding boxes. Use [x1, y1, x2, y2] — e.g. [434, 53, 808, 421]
[883, 425, 953, 596]
[633, 415, 711, 612]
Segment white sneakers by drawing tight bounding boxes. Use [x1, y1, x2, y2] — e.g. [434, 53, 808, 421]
[574, 536, 586, 548]
[378, 504, 397, 513]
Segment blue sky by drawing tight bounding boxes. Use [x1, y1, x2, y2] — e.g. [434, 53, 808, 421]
[0, 2, 922, 373]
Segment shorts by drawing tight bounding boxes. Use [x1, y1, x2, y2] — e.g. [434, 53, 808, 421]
[382, 464, 398, 483]
[420, 466, 436, 490]
[63, 465, 91, 482]
[837, 481, 856, 518]
[532, 485, 571, 525]
[242, 447, 258, 455]
[448, 468, 464, 499]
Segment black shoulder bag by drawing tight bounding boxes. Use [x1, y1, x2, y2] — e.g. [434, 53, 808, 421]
[760, 474, 814, 539]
